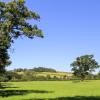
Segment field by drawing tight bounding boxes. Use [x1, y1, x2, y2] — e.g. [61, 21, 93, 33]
[17, 71, 73, 79]
[0, 80, 100, 100]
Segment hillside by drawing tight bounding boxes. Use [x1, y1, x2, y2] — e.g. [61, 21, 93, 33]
[2, 67, 73, 81]
[18, 71, 73, 80]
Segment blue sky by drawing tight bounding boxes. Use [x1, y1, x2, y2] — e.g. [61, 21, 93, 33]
[4, 0, 100, 72]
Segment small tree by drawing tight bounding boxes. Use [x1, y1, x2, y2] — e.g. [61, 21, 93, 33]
[70, 55, 100, 81]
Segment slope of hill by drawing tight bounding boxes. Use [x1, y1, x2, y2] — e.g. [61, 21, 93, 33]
[3, 67, 73, 81]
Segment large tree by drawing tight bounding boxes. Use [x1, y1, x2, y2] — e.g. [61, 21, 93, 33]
[0, 0, 43, 74]
[70, 55, 100, 81]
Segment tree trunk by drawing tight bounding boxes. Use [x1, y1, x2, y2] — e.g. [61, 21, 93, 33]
[81, 75, 85, 81]
[0, 81, 2, 88]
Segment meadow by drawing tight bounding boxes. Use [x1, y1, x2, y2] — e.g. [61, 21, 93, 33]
[0, 80, 100, 100]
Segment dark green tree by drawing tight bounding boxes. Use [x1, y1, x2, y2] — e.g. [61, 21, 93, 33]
[0, 0, 43, 74]
[70, 55, 100, 81]
[32, 67, 56, 72]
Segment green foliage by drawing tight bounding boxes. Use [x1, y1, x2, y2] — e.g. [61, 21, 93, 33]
[32, 67, 56, 72]
[0, 67, 71, 81]
[0, 49, 11, 74]
[0, 0, 43, 73]
[94, 71, 100, 80]
[71, 55, 100, 81]
[13, 67, 57, 73]
[13, 68, 27, 72]
[0, 71, 22, 82]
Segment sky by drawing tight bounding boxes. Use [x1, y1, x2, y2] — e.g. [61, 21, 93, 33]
[3, 0, 100, 72]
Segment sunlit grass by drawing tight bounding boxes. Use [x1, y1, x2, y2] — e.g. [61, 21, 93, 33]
[0, 80, 100, 100]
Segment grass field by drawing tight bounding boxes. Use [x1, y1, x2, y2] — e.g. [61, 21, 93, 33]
[0, 80, 100, 100]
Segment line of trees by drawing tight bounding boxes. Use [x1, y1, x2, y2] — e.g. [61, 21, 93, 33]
[0, 67, 100, 82]
[0, 67, 68, 82]
[13, 67, 56, 72]
[30, 67, 56, 72]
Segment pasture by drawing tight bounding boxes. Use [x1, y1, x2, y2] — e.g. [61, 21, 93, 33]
[0, 80, 100, 100]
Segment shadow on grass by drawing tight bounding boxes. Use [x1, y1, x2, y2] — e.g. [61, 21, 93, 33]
[0, 90, 53, 97]
[72, 80, 81, 83]
[72, 80, 91, 83]
[23, 96, 100, 100]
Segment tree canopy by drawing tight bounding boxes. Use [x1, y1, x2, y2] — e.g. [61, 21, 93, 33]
[70, 55, 100, 81]
[31, 67, 56, 72]
[0, 0, 43, 73]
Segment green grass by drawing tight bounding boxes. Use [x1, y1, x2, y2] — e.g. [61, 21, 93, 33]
[0, 80, 100, 100]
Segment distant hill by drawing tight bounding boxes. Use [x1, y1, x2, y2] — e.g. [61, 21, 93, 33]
[14, 67, 73, 79]
[4, 67, 73, 81]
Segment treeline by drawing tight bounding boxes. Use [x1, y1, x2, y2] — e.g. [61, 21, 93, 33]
[0, 72, 67, 82]
[1, 67, 100, 82]
[13, 67, 56, 72]
[0, 67, 67, 82]
[1, 71, 100, 82]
